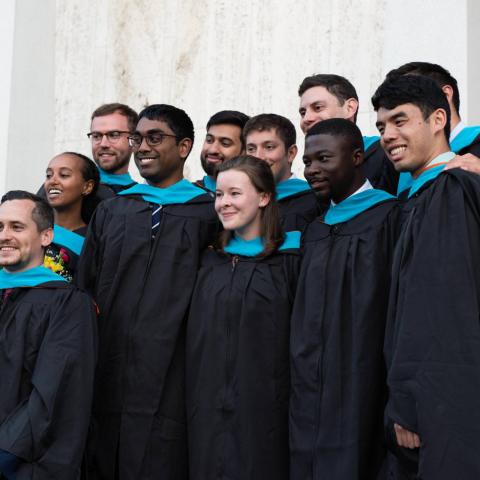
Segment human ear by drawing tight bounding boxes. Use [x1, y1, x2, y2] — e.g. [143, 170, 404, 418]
[352, 148, 364, 167]
[287, 145, 298, 165]
[178, 138, 193, 160]
[40, 227, 54, 248]
[344, 98, 359, 121]
[259, 192, 271, 208]
[83, 179, 95, 196]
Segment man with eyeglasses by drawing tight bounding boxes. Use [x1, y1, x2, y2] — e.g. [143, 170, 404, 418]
[77, 104, 219, 480]
[88, 103, 138, 198]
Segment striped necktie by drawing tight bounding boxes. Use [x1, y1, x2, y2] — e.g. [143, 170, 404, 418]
[151, 203, 162, 238]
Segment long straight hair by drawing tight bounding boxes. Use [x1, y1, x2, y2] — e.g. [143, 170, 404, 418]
[214, 155, 284, 257]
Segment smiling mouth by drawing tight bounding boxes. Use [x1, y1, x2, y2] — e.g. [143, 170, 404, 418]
[206, 156, 222, 164]
[388, 145, 407, 157]
[0, 246, 17, 252]
[47, 188, 62, 196]
[137, 157, 156, 166]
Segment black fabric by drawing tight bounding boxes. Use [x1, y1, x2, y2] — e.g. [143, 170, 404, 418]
[186, 247, 300, 480]
[384, 168, 480, 479]
[456, 132, 480, 157]
[363, 140, 399, 195]
[290, 199, 399, 480]
[76, 193, 219, 480]
[279, 190, 325, 232]
[0, 282, 97, 480]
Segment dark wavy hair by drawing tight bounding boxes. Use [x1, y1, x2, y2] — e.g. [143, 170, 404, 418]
[214, 155, 283, 257]
[60, 152, 100, 224]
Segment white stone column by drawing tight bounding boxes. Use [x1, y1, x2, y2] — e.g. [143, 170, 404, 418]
[0, 0, 16, 195]
[5, 0, 56, 193]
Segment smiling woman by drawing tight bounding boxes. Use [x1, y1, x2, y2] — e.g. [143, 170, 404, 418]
[186, 155, 301, 479]
[43, 152, 99, 280]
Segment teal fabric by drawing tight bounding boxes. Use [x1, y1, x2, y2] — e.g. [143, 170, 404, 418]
[118, 179, 206, 205]
[224, 231, 301, 257]
[363, 135, 380, 151]
[202, 175, 216, 193]
[0, 266, 67, 288]
[407, 165, 446, 198]
[53, 225, 84, 255]
[323, 189, 395, 225]
[98, 168, 135, 186]
[276, 178, 311, 201]
[450, 125, 480, 153]
[397, 151, 455, 196]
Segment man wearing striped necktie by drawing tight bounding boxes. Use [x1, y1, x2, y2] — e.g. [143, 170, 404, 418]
[77, 104, 219, 480]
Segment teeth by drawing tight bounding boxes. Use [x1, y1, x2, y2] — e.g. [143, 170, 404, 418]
[0, 247, 16, 251]
[390, 146, 407, 156]
[48, 189, 62, 194]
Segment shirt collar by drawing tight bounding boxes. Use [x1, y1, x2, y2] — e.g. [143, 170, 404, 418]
[450, 120, 465, 142]
[331, 179, 373, 207]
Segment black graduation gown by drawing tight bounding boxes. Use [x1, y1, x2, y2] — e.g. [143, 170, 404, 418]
[186, 247, 301, 480]
[290, 199, 399, 480]
[279, 190, 325, 232]
[363, 140, 399, 195]
[0, 282, 97, 479]
[384, 168, 480, 479]
[76, 192, 218, 480]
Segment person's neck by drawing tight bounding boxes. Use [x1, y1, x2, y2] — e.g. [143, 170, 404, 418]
[104, 165, 130, 175]
[450, 110, 461, 132]
[276, 171, 293, 184]
[331, 175, 366, 204]
[4, 259, 44, 274]
[146, 173, 184, 188]
[54, 208, 86, 231]
[234, 223, 262, 241]
[412, 143, 451, 179]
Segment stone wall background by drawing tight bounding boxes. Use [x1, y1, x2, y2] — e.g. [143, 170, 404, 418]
[2, 0, 479, 190]
[54, 0, 387, 181]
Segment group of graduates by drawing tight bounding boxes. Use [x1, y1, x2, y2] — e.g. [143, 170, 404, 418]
[1, 61, 480, 480]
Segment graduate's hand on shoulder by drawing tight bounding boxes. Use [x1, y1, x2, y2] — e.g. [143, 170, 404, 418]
[445, 153, 480, 174]
[393, 423, 421, 449]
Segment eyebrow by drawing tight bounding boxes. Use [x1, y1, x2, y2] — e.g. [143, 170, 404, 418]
[376, 111, 408, 127]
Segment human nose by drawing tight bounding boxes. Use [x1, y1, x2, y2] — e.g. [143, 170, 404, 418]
[99, 134, 111, 147]
[207, 140, 220, 154]
[382, 123, 397, 143]
[0, 226, 12, 241]
[137, 135, 152, 152]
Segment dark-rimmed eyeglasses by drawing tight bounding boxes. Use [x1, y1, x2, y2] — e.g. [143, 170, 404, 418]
[87, 131, 131, 144]
[128, 131, 178, 149]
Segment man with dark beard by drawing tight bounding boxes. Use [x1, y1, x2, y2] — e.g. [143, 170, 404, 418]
[196, 110, 249, 192]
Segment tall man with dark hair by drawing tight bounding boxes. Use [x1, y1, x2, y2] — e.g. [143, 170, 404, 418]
[385, 62, 480, 195]
[0, 191, 97, 479]
[244, 113, 322, 230]
[373, 75, 480, 479]
[196, 110, 249, 192]
[77, 104, 218, 479]
[88, 103, 139, 197]
[290, 119, 398, 480]
[298, 73, 399, 194]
